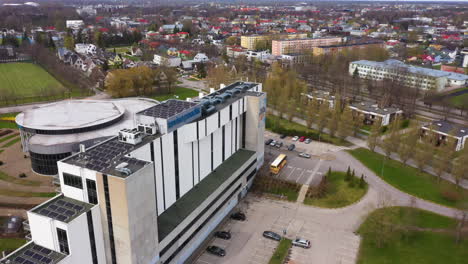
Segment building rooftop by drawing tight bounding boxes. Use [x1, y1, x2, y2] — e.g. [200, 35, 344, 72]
[349, 101, 401, 115]
[138, 100, 199, 119]
[16, 100, 126, 131]
[423, 120, 468, 138]
[157, 149, 255, 241]
[63, 135, 152, 178]
[31, 195, 93, 223]
[352, 59, 468, 80]
[0, 242, 67, 264]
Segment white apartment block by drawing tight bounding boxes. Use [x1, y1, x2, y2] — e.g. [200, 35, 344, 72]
[271, 37, 342, 56]
[1, 82, 266, 264]
[349, 59, 468, 91]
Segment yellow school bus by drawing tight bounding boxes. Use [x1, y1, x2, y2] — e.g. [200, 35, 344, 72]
[270, 154, 287, 175]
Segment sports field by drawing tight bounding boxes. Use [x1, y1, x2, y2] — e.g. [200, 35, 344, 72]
[0, 63, 64, 97]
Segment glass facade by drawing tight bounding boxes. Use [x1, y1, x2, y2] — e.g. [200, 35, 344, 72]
[30, 151, 71, 175]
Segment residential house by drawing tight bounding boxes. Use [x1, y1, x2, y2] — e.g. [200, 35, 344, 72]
[153, 54, 181, 67]
[421, 120, 468, 151]
[348, 101, 403, 126]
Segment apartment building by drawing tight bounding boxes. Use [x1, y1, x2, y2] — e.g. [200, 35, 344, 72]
[312, 41, 383, 56]
[271, 37, 342, 56]
[1, 82, 266, 264]
[240, 33, 308, 50]
[349, 59, 468, 91]
[348, 101, 403, 126]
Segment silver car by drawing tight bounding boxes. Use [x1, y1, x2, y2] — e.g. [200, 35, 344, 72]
[292, 238, 311, 248]
[299, 153, 311, 159]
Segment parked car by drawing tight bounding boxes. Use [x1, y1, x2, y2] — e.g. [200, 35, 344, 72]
[215, 231, 231, 240]
[265, 139, 273, 145]
[270, 140, 277, 146]
[292, 136, 299, 141]
[263, 231, 281, 241]
[292, 238, 311, 249]
[299, 153, 311, 159]
[288, 144, 295, 151]
[231, 212, 246, 221]
[275, 141, 283, 148]
[304, 138, 311, 144]
[299, 136, 306, 142]
[206, 245, 226, 257]
[279, 134, 287, 139]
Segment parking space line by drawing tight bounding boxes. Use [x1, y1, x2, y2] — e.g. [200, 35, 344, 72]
[195, 259, 211, 264]
[286, 167, 297, 180]
[296, 169, 306, 183]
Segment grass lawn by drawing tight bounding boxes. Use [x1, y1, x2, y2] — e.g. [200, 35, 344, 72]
[266, 115, 351, 147]
[1, 137, 21, 148]
[0, 189, 56, 197]
[0, 170, 40, 186]
[266, 186, 299, 202]
[0, 63, 64, 97]
[0, 134, 18, 144]
[150, 86, 198, 102]
[269, 238, 292, 264]
[0, 238, 27, 253]
[348, 148, 468, 209]
[358, 207, 467, 264]
[304, 171, 368, 208]
[449, 87, 468, 108]
[0, 113, 19, 129]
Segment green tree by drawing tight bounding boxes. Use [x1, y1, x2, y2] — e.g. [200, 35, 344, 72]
[64, 35, 75, 50]
[317, 102, 330, 134]
[367, 121, 381, 152]
[414, 139, 434, 172]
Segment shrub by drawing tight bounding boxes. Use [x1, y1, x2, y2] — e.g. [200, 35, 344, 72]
[440, 189, 461, 202]
[18, 173, 27, 178]
[359, 174, 367, 188]
[380, 126, 388, 133]
[401, 119, 410, 129]
[0, 160, 3, 166]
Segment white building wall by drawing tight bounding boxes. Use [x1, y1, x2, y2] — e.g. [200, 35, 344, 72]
[66, 213, 93, 263]
[91, 206, 107, 264]
[206, 114, 218, 135]
[225, 121, 232, 160]
[28, 212, 56, 250]
[220, 107, 230, 126]
[177, 130, 194, 196]
[161, 132, 176, 208]
[193, 140, 200, 185]
[198, 135, 211, 180]
[198, 120, 206, 138]
[212, 129, 222, 169]
[153, 138, 165, 215]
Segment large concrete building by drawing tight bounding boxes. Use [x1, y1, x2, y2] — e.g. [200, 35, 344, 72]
[240, 33, 307, 50]
[312, 41, 383, 56]
[271, 37, 342, 56]
[1, 82, 266, 264]
[349, 59, 468, 91]
[16, 99, 157, 176]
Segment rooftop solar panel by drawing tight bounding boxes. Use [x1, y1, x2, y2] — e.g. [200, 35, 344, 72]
[56, 207, 66, 213]
[14, 256, 25, 263]
[40, 248, 52, 255]
[48, 204, 58, 210]
[33, 245, 42, 251]
[33, 253, 43, 260]
[56, 215, 67, 222]
[24, 260, 34, 264]
[39, 209, 50, 215]
[41, 257, 52, 264]
[24, 250, 34, 257]
[48, 212, 59, 218]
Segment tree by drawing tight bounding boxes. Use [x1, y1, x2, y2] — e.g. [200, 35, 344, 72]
[367, 121, 381, 152]
[398, 127, 419, 165]
[225, 36, 238, 46]
[433, 141, 455, 182]
[94, 31, 105, 48]
[345, 166, 351, 181]
[305, 98, 316, 128]
[413, 139, 434, 172]
[359, 174, 366, 188]
[337, 107, 354, 140]
[381, 120, 401, 158]
[64, 35, 75, 50]
[452, 147, 468, 187]
[317, 101, 330, 134]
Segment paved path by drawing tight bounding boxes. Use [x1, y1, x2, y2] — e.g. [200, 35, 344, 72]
[179, 77, 208, 92]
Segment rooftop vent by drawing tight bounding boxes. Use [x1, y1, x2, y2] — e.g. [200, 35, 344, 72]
[461, 129, 466, 133]
[118, 129, 143, 145]
[437, 123, 442, 127]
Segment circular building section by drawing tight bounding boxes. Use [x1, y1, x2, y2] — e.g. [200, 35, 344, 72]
[16, 99, 157, 175]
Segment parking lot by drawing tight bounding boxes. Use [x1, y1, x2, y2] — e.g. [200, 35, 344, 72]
[193, 193, 365, 264]
[264, 131, 349, 186]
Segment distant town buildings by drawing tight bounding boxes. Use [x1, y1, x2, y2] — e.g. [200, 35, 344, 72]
[65, 20, 84, 30]
[240, 33, 307, 50]
[349, 59, 468, 91]
[271, 37, 342, 56]
[313, 41, 383, 56]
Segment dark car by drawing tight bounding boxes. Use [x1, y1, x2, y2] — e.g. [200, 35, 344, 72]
[288, 144, 295, 151]
[214, 231, 231, 240]
[279, 134, 287, 139]
[206, 245, 226, 257]
[230, 212, 246, 221]
[263, 231, 281, 241]
[265, 138, 273, 145]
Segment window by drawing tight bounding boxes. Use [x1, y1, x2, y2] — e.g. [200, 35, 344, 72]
[57, 228, 69, 254]
[63, 173, 82, 189]
[86, 179, 98, 204]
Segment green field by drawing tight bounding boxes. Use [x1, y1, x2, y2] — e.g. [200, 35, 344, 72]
[0, 63, 64, 97]
[358, 207, 467, 264]
[304, 171, 368, 208]
[150, 86, 198, 102]
[449, 88, 468, 108]
[348, 148, 468, 208]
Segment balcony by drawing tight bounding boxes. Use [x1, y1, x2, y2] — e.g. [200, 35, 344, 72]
[23, 220, 30, 231]
[25, 232, 32, 241]
[52, 175, 60, 185]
